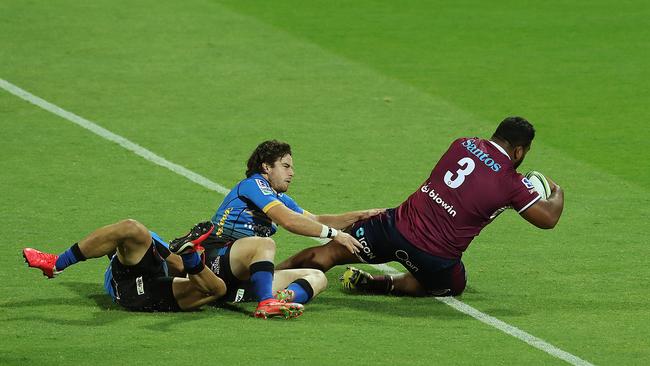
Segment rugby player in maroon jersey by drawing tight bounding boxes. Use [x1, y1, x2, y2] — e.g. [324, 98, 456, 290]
[277, 117, 564, 296]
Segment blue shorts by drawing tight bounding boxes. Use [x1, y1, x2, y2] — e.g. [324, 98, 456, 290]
[350, 209, 467, 296]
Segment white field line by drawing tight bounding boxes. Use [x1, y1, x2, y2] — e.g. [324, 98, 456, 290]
[1, 78, 594, 366]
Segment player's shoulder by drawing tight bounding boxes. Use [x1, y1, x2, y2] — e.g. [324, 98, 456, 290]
[447, 136, 482, 150]
[238, 174, 275, 196]
[277, 192, 296, 203]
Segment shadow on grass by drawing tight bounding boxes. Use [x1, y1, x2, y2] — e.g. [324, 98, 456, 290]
[1, 279, 531, 327]
[0, 281, 114, 309]
[306, 284, 531, 319]
[1, 280, 260, 332]
[312, 292, 467, 319]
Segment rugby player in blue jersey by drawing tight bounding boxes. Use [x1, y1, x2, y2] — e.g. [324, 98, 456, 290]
[23, 220, 228, 312]
[204, 140, 384, 317]
[23, 219, 307, 318]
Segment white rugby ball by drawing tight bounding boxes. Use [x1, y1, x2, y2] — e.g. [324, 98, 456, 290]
[525, 171, 551, 200]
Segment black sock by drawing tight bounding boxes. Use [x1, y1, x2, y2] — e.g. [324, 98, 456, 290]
[70, 243, 87, 261]
[359, 274, 394, 294]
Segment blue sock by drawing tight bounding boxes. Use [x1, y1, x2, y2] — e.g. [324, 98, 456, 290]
[55, 243, 85, 271]
[287, 279, 314, 304]
[181, 252, 203, 274]
[250, 261, 275, 302]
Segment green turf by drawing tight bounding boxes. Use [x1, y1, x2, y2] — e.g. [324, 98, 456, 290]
[1, 0, 648, 365]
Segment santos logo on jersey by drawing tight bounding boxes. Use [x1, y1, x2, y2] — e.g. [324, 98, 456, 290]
[461, 139, 502, 172]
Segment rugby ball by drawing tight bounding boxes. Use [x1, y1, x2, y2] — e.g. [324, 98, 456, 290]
[525, 171, 552, 200]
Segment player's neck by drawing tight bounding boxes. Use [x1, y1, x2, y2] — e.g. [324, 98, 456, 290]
[489, 137, 514, 160]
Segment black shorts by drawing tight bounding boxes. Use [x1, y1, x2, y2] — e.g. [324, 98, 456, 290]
[350, 209, 467, 296]
[204, 244, 254, 303]
[108, 242, 181, 312]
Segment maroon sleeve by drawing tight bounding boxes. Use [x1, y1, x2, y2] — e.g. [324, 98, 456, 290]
[510, 173, 541, 213]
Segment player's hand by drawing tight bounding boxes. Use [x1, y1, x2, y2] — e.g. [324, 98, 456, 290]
[332, 231, 363, 254]
[358, 208, 386, 220]
[546, 176, 560, 194]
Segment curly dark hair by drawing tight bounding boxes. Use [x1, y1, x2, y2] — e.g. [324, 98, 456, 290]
[492, 116, 535, 148]
[245, 140, 292, 177]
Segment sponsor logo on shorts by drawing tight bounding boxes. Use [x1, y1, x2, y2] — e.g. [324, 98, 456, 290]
[136, 276, 145, 295]
[255, 179, 274, 196]
[355, 227, 376, 261]
[395, 250, 419, 273]
[234, 288, 245, 302]
[210, 256, 221, 275]
[113, 279, 121, 300]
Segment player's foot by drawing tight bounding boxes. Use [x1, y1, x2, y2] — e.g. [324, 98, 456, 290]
[169, 221, 214, 255]
[274, 289, 296, 303]
[252, 299, 304, 319]
[23, 248, 60, 279]
[339, 266, 373, 291]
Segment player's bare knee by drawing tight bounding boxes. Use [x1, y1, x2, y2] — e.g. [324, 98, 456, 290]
[305, 250, 335, 272]
[309, 269, 328, 292]
[117, 219, 149, 241]
[255, 237, 276, 256]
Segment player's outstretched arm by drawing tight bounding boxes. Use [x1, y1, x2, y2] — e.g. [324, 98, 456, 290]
[310, 208, 386, 230]
[266, 204, 363, 254]
[520, 179, 564, 229]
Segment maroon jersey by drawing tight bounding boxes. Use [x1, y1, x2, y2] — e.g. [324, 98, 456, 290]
[395, 137, 540, 259]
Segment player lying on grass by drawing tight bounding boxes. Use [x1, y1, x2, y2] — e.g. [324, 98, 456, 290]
[22, 220, 324, 319]
[277, 117, 565, 297]
[200, 139, 384, 302]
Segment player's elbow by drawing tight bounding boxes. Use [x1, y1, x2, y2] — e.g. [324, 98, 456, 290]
[535, 215, 560, 229]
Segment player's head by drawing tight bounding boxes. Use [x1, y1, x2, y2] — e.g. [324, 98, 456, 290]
[246, 140, 294, 193]
[491, 116, 535, 169]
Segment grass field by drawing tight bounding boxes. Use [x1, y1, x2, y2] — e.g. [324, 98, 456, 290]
[1, 1, 648, 365]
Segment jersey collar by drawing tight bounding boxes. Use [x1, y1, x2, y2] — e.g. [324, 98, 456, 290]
[488, 140, 511, 160]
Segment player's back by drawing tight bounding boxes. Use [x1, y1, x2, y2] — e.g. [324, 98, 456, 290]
[395, 137, 539, 258]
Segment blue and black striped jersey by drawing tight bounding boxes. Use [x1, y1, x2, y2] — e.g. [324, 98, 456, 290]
[210, 174, 305, 242]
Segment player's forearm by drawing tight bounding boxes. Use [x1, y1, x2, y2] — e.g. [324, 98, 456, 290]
[281, 213, 335, 237]
[313, 212, 362, 230]
[547, 186, 564, 225]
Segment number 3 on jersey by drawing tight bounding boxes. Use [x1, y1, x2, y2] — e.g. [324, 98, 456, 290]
[444, 157, 475, 188]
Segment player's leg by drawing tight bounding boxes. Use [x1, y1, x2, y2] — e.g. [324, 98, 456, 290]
[340, 267, 397, 293]
[171, 268, 227, 310]
[278, 212, 397, 272]
[342, 261, 467, 297]
[273, 268, 328, 304]
[24, 219, 152, 278]
[275, 241, 359, 272]
[228, 237, 304, 319]
[167, 221, 227, 310]
[394, 261, 466, 296]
